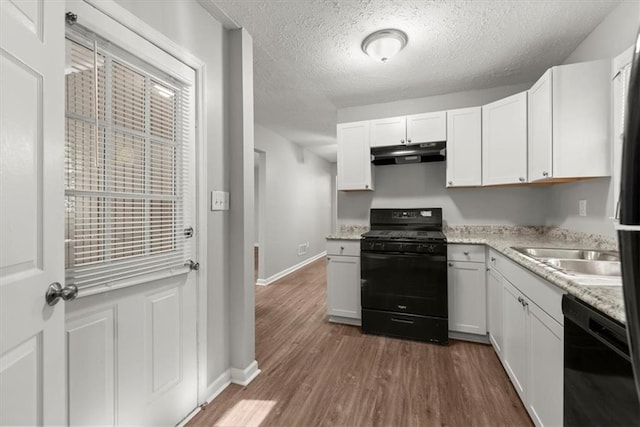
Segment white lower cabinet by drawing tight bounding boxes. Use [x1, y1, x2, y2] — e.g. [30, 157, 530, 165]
[502, 280, 529, 400]
[448, 262, 486, 336]
[489, 250, 564, 427]
[527, 301, 563, 427]
[326, 240, 361, 325]
[447, 244, 487, 337]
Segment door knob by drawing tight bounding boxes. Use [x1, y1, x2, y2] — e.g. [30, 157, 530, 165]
[45, 282, 78, 306]
[185, 259, 200, 271]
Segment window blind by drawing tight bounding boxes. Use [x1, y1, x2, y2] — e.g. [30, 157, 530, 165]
[64, 28, 192, 292]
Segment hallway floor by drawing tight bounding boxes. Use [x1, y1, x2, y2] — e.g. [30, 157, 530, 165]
[188, 258, 532, 426]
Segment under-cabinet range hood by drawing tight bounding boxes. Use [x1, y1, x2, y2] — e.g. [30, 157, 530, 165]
[371, 141, 446, 165]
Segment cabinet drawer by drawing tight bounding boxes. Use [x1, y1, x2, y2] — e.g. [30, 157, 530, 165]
[448, 244, 485, 262]
[362, 309, 448, 345]
[326, 240, 360, 256]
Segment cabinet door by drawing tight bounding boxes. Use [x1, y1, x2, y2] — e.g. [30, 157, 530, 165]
[502, 280, 528, 401]
[327, 255, 361, 320]
[406, 111, 446, 144]
[448, 261, 486, 335]
[487, 267, 504, 356]
[482, 92, 528, 185]
[528, 69, 553, 182]
[337, 121, 373, 191]
[446, 107, 482, 187]
[370, 116, 406, 148]
[527, 302, 563, 427]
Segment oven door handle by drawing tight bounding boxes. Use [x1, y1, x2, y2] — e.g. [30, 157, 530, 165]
[391, 317, 415, 325]
[360, 252, 446, 262]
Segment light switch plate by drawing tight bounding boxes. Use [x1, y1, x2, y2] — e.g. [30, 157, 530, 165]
[211, 190, 229, 211]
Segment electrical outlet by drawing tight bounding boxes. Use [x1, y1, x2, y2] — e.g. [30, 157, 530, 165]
[298, 243, 307, 256]
[579, 199, 587, 217]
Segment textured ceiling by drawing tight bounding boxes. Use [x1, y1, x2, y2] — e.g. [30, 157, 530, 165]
[203, 0, 619, 162]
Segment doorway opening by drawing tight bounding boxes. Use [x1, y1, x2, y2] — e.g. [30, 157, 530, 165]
[255, 150, 266, 284]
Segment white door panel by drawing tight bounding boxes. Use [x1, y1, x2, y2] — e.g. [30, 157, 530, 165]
[67, 309, 116, 426]
[67, 275, 197, 426]
[1, 1, 66, 424]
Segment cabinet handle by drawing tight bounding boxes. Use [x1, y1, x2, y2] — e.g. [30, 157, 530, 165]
[340, 246, 345, 251]
[519, 177, 525, 182]
[463, 251, 469, 255]
[448, 181, 453, 185]
[400, 139, 405, 144]
[448, 262, 453, 267]
[491, 257, 496, 262]
[542, 171, 549, 177]
[407, 138, 412, 143]
[517, 296, 523, 303]
[365, 184, 369, 189]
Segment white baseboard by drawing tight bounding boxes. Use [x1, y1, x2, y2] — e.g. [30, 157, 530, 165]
[256, 251, 326, 286]
[448, 331, 490, 344]
[230, 360, 261, 386]
[177, 369, 231, 427]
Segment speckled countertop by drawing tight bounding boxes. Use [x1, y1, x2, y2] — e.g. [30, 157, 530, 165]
[326, 224, 369, 240]
[327, 224, 626, 324]
[445, 226, 624, 324]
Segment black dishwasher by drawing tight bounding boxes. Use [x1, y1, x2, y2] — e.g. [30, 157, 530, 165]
[562, 294, 640, 426]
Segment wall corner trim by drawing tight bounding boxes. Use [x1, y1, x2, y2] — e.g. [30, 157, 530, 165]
[230, 360, 261, 386]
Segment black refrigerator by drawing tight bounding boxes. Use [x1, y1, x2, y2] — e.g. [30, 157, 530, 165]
[619, 30, 640, 404]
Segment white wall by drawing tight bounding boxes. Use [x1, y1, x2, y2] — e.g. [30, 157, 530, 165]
[255, 124, 333, 280]
[336, 83, 547, 227]
[546, 1, 640, 238]
[112, 0, 233, 393]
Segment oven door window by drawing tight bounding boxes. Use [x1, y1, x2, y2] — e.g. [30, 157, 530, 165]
[361, 251, 447, 317]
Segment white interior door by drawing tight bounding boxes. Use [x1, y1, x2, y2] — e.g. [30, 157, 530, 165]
[0, 1, 66, 425]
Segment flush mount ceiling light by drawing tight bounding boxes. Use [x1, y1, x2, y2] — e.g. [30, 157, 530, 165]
[361, 29, 408, 63]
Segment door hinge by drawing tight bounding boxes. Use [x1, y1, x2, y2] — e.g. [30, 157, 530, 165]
[184, 226, 194, 238]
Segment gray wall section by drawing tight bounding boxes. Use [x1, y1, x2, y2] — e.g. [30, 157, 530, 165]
[338, 162, 548, 227]
[338, 83, 531, 123]
[337, 1, 640, 236]
[336, 83, 541, 227]
[228, 28, 256, 372]
[255, 124, 333, 279]
[545, 1, 640, 238]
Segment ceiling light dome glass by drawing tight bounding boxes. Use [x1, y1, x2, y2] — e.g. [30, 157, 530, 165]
[362, 29, 408, 63]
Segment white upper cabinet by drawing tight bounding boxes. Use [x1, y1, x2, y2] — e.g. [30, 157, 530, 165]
[528, 59, 611, 182]
[370, 116, 407, 147]
[371, 111, 447, 148]
[612, 46, 634, 220]
[446, 107, 482, 187]
[528, 69, 553, 181]
[337, 121, 374, 191]
[406, 111, 447, 144]
[482, 92, 528, 185]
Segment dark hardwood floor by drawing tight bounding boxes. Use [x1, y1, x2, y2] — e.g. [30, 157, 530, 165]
[188, 258, 532, 426]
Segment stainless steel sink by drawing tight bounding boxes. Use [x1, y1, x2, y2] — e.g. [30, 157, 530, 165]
[510, 246, 622, 279]
[544, 259, 621, 277]
[512, 247, 619, 261]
